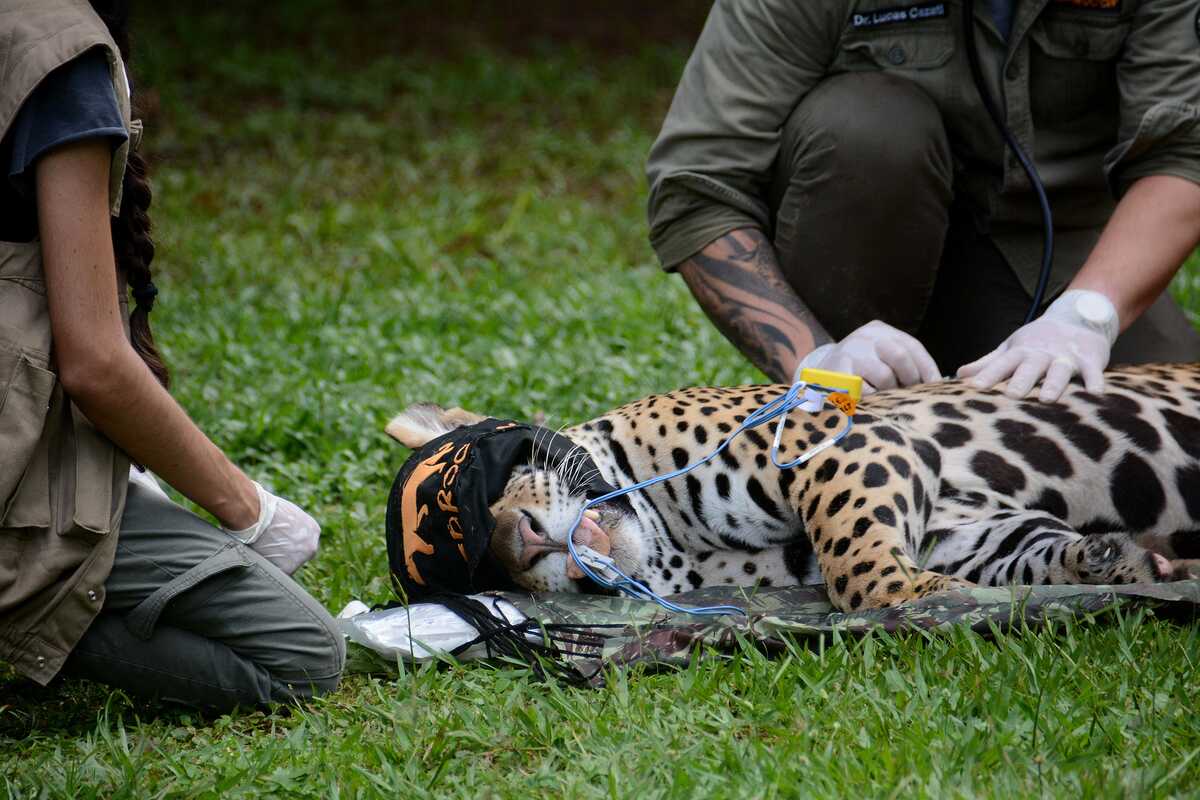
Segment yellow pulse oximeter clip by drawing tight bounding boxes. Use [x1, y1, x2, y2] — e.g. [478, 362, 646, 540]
[799, 368, 863, 415]
[799, 368, 863, 401]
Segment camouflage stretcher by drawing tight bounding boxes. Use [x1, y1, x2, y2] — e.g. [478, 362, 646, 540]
[341, 580, 1200, 686]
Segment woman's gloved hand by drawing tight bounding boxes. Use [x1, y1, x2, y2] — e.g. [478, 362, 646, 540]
[957, 289, 1119, 403]
[796, 319, 941, 393]
[223, 482, 321, 575]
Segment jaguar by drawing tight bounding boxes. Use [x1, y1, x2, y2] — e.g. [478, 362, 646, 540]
[385, 364, 1200, 612]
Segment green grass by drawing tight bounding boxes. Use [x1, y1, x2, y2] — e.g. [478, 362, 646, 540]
[3, 2, 1200, 796]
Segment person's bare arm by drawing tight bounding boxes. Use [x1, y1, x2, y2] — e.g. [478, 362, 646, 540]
[36, 138, 258, 529]
[959, 174, 1200, 401]
[1071, 174, 1200, 328]
[677, 228, 829, 382]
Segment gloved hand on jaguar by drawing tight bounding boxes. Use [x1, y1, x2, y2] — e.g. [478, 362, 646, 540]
[797, 289, 1120, 403]
[795, 320, 941, 394]
[957, 289, 1119, 403]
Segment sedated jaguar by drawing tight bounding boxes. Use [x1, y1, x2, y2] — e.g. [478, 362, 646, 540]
[386, 364, 1200, 612]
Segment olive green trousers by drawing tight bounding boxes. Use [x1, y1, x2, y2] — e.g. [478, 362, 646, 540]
[63, 481, 344, 712]
[768, 72, 1200, 373]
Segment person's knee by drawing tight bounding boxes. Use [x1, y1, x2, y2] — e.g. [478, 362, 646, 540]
[778, 72, 951, 189]
[769, 72, 953, 338]
[264, 622, 344, 703]
[179, 553, 347, 700]
[267, 585, 346, 695]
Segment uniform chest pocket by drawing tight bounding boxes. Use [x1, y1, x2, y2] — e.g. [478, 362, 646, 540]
[1031, 16, 1129, 60]
[0, 350, 55, 528]
[835, 25, 956, 72]
[1028, 18, 1128, 126]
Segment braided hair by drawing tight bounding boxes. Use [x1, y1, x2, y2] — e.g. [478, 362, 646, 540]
[89, 0, 169, 388]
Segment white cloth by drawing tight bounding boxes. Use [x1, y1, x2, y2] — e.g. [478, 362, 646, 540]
[336, 596, 529, 662]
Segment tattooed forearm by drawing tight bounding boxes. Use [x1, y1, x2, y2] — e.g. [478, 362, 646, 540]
[678, 228, 830, 383]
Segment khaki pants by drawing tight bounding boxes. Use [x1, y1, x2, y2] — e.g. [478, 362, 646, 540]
[63, 482, 344, 711]
[768, 71, 1200, 373]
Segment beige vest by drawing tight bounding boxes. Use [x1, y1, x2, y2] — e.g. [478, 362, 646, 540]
[0, 0, 132, 685]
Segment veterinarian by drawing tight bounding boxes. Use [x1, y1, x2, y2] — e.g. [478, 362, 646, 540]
[647, 0, 1200, 402]
[0, 0, 344, 710]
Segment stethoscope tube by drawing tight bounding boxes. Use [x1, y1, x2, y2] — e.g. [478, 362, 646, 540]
[961, 0, 1056, 324]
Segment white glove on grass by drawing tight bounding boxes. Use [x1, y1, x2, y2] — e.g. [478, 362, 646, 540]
[223, 482, 321, 575]
[796, 320, 941, 393]
[957, 289, 1119, 403]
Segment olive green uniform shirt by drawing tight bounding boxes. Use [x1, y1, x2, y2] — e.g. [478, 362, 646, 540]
[646, 0, 1200, 299]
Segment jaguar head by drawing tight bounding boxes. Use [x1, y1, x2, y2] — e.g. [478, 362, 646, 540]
[385, 403, 643, 593]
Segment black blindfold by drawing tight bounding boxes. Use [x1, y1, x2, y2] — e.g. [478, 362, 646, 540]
[385, 418, 618, 602]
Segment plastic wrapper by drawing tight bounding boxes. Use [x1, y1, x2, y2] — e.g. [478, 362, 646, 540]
[335, 595, 529, 662]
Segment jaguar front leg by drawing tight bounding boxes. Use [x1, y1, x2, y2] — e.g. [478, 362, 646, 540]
[800, 454, 972, 612]
[921, 508, 1173, 586]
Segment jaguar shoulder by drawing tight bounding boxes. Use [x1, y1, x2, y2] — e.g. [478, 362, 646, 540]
[387, 364, 1200, 612]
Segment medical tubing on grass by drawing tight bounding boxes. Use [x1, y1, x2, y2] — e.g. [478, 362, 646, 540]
[962, 0, 1054, 324]
[565, 381, 855, 617]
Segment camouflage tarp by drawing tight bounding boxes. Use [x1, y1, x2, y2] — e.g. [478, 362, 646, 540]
[342, 580, 1200, 685]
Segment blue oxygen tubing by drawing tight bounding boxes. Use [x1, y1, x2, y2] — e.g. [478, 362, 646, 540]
[564, 380, 855, 618]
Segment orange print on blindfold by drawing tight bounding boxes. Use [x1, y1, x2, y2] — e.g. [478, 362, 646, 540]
[399, 441, 473, 585]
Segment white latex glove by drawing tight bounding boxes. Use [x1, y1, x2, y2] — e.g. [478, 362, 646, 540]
[795, 320, 941, 393]
[223, 482, 321, 575]
[957, 289, 1119, 402]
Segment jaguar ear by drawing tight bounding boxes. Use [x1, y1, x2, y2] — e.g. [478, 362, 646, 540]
[385, 403, 489, 449]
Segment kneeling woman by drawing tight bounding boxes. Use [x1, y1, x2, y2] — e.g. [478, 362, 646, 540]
[0, 0, 344, 710]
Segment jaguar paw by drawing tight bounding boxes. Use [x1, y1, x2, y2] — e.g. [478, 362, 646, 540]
[830, 570, 974, 612]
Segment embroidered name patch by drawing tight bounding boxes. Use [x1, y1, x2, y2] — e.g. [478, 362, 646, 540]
[852, 3, 947, 28]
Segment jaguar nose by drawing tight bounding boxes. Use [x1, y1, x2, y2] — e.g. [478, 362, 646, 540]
[518, 514, 548, 548]
[517, 514, 560, 569]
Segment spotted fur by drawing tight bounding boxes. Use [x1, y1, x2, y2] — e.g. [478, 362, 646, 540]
[387, 364, 1198, 611]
